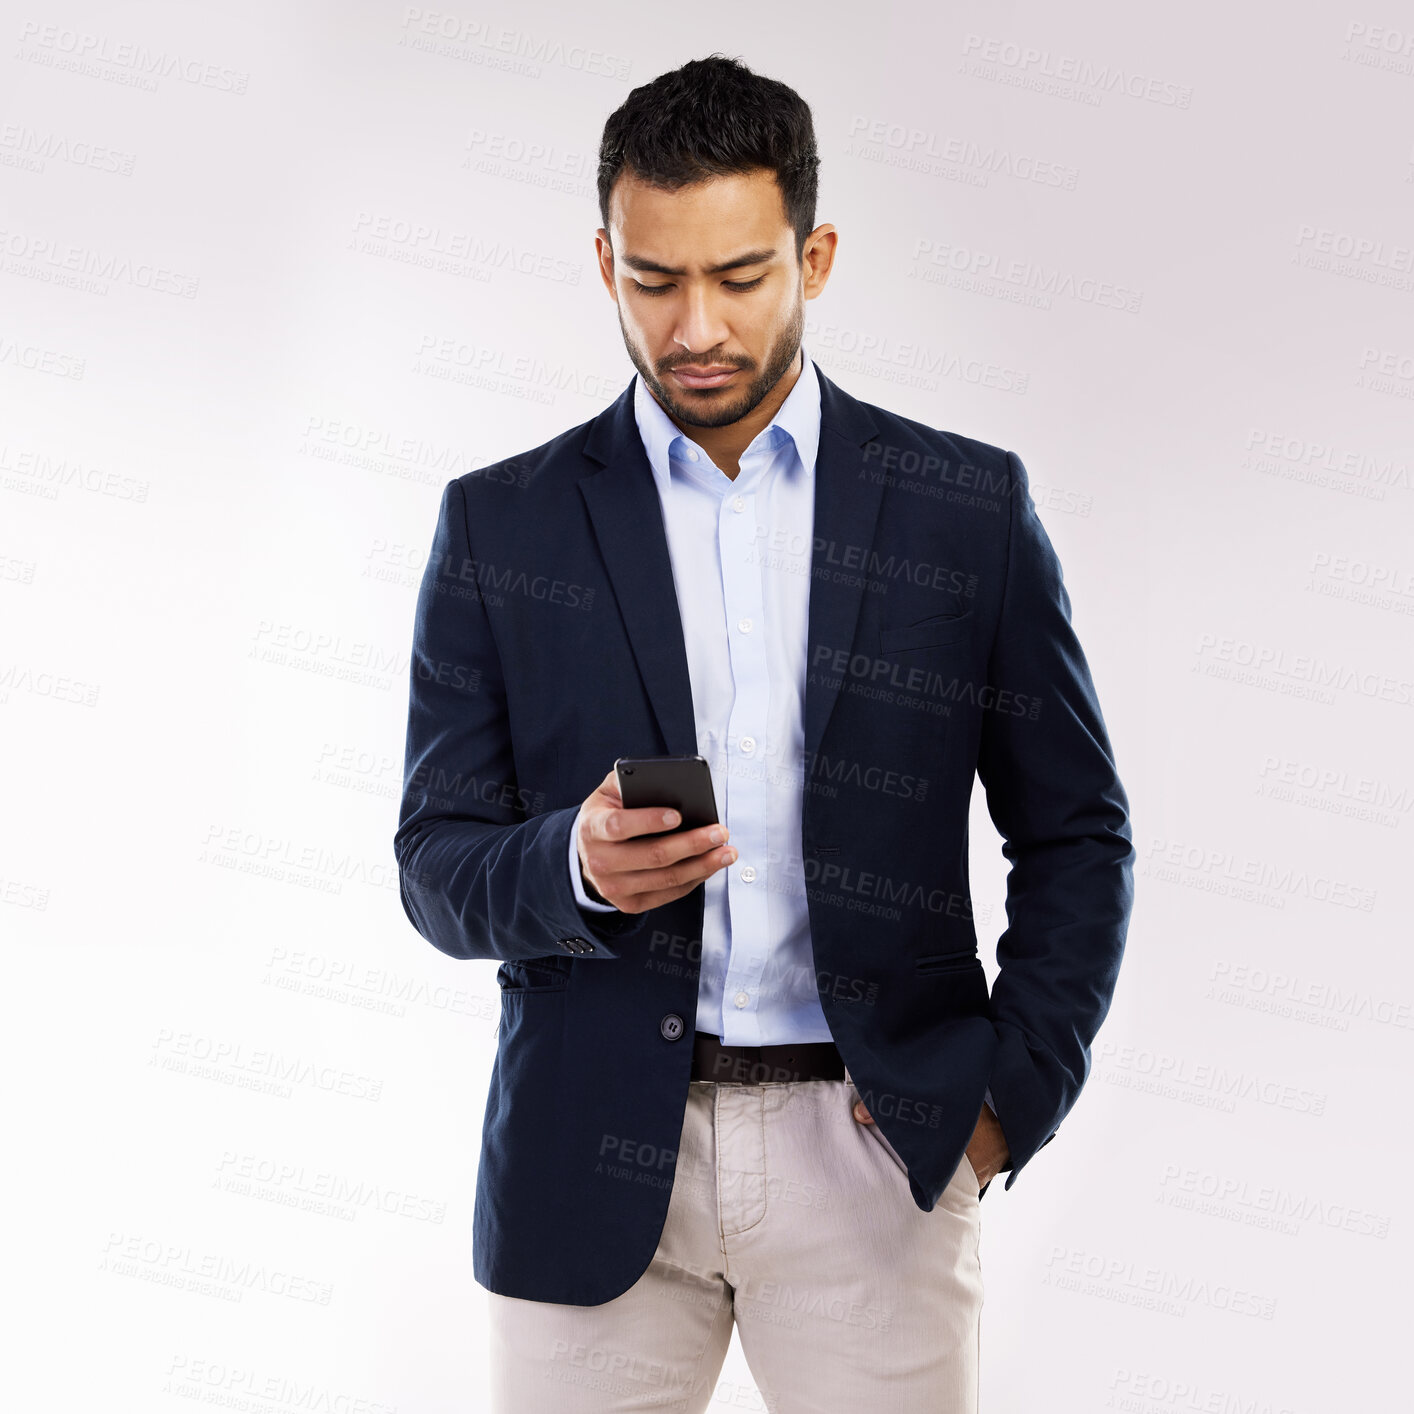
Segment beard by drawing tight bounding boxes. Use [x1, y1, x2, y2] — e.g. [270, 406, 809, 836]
[619, 292, 805, 430]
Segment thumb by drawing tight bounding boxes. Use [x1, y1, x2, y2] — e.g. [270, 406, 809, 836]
[853, 1101, 873, 1124]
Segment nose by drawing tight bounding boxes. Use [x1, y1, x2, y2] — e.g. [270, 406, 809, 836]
[670, 287, 731, 358]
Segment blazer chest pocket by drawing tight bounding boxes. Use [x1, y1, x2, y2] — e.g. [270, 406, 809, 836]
[915, 951, 981, 976]
[497, 958, 573, 993]
[879, 610, 973, 654]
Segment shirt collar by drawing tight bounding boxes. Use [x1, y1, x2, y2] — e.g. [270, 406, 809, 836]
[633, 346, 821, 495]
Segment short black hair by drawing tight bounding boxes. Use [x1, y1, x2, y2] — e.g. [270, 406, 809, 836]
[597, 54, 820, 263]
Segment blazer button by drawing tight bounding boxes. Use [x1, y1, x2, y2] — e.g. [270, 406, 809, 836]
[660, 1013, 685, 1041]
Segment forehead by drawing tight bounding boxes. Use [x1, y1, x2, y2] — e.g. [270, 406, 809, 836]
[608, 167, 789, 267]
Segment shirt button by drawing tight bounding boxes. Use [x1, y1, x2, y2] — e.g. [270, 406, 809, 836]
[740, 865, 757, 883]
[733, 990, 750, 1008]
[739, 736, 756, 754]
[737, 617, 752, 633]
[685, 448, 699, 462]
[732, 496, 745, 512]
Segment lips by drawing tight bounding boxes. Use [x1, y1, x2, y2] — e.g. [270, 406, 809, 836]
[671, 367, 738, 389]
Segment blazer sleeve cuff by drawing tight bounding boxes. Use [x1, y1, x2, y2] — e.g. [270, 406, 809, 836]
[541, 806, 647, 955]
[986, 1022, 1064, 1189]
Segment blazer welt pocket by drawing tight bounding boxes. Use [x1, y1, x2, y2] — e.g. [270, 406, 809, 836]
[879, 610, 973, 654]
[497, 959, 572, 993]
[915, 952, 981, 976]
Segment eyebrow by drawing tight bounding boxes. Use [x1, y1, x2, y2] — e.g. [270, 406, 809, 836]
[619, 247, 778, 277]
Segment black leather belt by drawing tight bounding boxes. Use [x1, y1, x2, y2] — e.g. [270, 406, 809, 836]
[691, 1030, 846, 1084]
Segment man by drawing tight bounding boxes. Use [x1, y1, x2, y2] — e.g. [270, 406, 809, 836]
[394, 53, 1134, 1413]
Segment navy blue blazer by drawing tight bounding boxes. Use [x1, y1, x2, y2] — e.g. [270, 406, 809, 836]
[393, 360, 1134, 1305]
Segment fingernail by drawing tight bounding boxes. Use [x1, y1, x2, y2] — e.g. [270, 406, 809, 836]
[663, 809, 679, 825]
[709, 827, 725, 844]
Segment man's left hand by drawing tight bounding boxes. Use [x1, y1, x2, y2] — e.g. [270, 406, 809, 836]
[853, 1098, 1011, 1191]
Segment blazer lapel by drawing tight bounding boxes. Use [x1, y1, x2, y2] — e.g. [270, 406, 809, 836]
[579, 381, 700, 759]
[802, 365, 884, 762]
[578, 362, 885, 766]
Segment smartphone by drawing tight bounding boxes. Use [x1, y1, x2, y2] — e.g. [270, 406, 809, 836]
[614, 754, 720, 833]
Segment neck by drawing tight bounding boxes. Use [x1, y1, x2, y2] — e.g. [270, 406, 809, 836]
[665, 347, 803, 481]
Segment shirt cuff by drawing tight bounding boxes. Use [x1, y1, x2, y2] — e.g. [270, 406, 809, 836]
[569, 801, 617, 912]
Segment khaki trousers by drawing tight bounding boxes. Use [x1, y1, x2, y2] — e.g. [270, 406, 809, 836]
[486, 1072, 984, 1413]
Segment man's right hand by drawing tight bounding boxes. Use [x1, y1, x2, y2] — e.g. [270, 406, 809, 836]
[575, 768, 736, 914]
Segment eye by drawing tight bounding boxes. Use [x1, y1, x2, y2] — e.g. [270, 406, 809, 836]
[629, 276, 767, 296]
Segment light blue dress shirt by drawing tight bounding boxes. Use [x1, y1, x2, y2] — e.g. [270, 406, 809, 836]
[567, 348, 1000, 1128]
[569, 347, 832, 1046]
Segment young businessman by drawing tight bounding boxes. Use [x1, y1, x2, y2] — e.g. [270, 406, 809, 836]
[394, 53, 1134, 1413]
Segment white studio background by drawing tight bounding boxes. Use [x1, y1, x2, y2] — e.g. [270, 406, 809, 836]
[2, 2, 1408, 1410]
